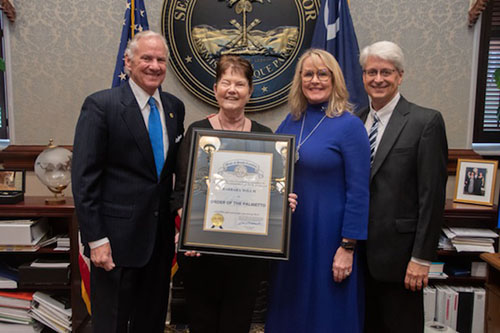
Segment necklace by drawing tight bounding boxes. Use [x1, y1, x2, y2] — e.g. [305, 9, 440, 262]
[296, 108, 327, 162]
[218, 114, 245, 131]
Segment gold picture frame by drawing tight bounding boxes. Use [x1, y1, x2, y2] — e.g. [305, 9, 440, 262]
[454, 158, 498, 206]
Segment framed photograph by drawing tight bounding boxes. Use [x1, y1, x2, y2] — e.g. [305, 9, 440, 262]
[178, 129, 295, 260]
[0, 169, 25, 204]
[454, 159, 498, 206]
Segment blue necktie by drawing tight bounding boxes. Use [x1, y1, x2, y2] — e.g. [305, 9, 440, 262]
[148, 97, 164, 177]
[369, 113, 379, 166]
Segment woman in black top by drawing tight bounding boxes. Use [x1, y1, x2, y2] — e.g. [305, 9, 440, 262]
[171, 55, 295, 333]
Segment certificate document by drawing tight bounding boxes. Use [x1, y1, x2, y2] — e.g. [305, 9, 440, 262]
[204, 150, 273, 235]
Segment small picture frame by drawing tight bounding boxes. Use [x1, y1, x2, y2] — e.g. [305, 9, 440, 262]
[454, 159, 498, 206]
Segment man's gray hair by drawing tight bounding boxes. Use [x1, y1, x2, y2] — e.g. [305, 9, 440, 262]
[124, 30, 169, 62]
[359, 41, 405, 72]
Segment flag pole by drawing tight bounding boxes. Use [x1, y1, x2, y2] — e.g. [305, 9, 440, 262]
[131, 0, 135, 38]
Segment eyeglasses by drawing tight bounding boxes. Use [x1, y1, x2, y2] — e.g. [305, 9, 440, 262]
[363, 69, 398, 77]
[301, 69, 331, 82]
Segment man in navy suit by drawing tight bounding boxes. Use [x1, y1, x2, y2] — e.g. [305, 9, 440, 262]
[72, 31, 185, 332]
[356, 41, 448, 332]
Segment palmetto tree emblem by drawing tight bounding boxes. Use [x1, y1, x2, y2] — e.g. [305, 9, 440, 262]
[221, 0, 270, 50]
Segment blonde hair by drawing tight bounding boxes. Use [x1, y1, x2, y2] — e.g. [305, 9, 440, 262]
[288, 49, 351, 119]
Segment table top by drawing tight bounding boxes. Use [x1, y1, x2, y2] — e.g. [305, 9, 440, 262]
[0, 196, 74, 217]
[480, 253, 500, 271]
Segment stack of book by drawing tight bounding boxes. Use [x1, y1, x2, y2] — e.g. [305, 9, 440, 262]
[427, 262, 448, 280]
[30, 292, 71, 333]
[0, 218, 49, 252]
[55, 235, 70, 251]
[424, 285, 485, 333]
[441, 227, 498, 253]
[0, 291, 42, 332]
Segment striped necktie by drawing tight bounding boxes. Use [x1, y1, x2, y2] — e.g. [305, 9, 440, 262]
[148, 97, 164, 178]
[369, 113, 380, 166]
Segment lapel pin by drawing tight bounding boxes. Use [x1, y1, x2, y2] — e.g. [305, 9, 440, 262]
[169, 113, 174, 118]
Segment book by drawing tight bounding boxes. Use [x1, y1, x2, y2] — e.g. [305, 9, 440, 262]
[435, 285, 457, 328]
[0, 245, 39, 252]
[0, 306, 32, 324]
[444, 263, 471, 277]
[0, 291, 33, 309]
[0, 276, 17, 289]
[447, 227, 499, 238]
[0, 322, 43, 333]
[0, 218, 49, 246]
[0, 234, 57, 252]
[445, 286, 458, 330]
[472, 287, 485, 333]
[30, 292, 72, 333]
[0, 262, 18, 281]
[441, 227, 497, 252]
[428, 272, 448, 280]
[29, 309, 69, 333]
[18, 261, 70, 286]
[429, 262, 445, 274]
[56, 235, 69, 248]
[32, 292, 71, 319]
[30, 306, 70, 330]
[29, 259, 69, 269]
[470, 261, 487, 277]
[435, 285, 449, 326]
[0, 262, 18, 289]
[451, 286, 474, 333]
[423, 286, 436, 322]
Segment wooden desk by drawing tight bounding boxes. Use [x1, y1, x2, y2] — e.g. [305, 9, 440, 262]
[480, 253, 500, 333]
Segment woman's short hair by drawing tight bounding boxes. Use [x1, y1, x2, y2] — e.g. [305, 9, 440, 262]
[288, 49, 351, 119]
[125, 30, 169, 62]
[215, 55, 254, 88]
[359, 41, 405, 72]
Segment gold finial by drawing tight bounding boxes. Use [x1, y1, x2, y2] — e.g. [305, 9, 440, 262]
[47, 139, 57, 149]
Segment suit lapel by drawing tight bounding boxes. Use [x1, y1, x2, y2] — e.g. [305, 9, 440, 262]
[370, 97, 410, 181]
[119, 83, 157, 178]
[159, 92, 178, 180]
[357, 108, 369, 124]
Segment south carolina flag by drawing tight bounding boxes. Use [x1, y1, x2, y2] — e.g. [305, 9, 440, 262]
[311, 0, 367, 111]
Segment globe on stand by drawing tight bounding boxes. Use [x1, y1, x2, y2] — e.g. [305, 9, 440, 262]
[34, 139, 72, 205]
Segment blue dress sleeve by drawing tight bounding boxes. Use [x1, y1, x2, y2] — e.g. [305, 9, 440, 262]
[276, 113, 292, 134]
[340, 115, 370, 240]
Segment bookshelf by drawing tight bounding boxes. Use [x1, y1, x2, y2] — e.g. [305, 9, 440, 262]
[0, 196, 88, 331]
[479, 252, 500, 332]
[431, 199, 498, 284]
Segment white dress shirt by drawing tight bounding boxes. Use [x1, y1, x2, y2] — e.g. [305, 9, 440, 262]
[364, 93, 400, 156]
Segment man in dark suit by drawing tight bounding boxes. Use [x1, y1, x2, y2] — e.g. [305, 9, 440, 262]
[72, 31, 185, 332]
[356, 41, 448, 333]
[472, 168, 483, 195]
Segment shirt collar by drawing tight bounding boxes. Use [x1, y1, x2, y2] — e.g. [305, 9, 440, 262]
[368, 92, 401, 126]
[128, 78, 161, 110]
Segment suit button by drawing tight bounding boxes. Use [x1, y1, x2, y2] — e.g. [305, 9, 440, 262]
[154, 211, 159, 217]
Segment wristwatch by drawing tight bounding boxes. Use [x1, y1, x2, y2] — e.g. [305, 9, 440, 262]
[340, 241, 356, 251]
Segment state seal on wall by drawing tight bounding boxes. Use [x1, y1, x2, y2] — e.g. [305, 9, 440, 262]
[162, 0, 319, 111]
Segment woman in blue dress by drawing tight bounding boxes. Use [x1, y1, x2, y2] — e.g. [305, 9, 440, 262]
[266, 49, 370, 333]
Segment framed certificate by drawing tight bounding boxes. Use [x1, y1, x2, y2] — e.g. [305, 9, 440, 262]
[178, 129, 295, 260]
